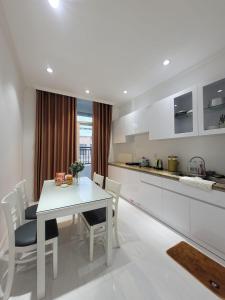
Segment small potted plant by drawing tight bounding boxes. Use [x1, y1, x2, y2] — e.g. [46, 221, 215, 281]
[69, 161, 85, 184]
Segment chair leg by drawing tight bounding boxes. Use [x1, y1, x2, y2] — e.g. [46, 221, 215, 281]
[89, 227, 94, 262]
[114, 222, 120, 248]
[52, 238, 58, 279]
[3, 251, 15, 300]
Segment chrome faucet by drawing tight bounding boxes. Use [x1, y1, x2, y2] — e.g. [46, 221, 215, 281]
[188, 156, 206, 177]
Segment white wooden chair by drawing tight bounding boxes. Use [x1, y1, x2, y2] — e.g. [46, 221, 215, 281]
[15, 179, 38, 221]
[0, 190, 58, 300]
[81, 178, 121, 261]
[93, 172, 104, 188]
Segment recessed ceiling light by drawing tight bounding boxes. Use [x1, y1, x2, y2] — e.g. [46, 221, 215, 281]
[123, 90, 128, 94]
[46, 67, 53, 73]
[163, 59, 170, 66]
[48, 0, 60, 8]
[217, 89, 223, 93]
[85, 90, 90, 94]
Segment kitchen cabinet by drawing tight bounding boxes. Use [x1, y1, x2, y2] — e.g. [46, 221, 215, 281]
[112, 107, 149, 143]
[198, 76, 225, 136]
[149, 87, 198, 140]
[139, 181, 163, 218]
[112, 112, 136, 143]
[112, 117, 127, 143]
[190, 200, 225, 255]
[172, 87, 198, 138]
[162, 190, 190, 234]
[149, 97, 174, 140]
[132, 107, 149, 135]
[109, 164, 225, 259]
[108, 165, 140, 204]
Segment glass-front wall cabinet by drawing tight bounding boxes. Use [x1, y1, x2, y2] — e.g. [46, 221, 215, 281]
[174, 91, 193, 134]
[203, 78, 225, 131]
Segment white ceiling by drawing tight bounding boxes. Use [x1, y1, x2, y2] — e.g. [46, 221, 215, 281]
[2, 0, 225, 104]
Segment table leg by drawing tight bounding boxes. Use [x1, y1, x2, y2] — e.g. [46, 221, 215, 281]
[37, 216, 45, 299]
[106, 197, 113, 266]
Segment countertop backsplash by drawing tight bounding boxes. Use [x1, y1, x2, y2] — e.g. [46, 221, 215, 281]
[111, 132, 225, 175]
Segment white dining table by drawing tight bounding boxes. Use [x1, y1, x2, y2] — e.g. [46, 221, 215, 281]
[36, 177, 113, 299]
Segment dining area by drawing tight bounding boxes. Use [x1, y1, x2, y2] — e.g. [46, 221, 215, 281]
[1, 172, 121, 300]
[0, 83, 121, 300]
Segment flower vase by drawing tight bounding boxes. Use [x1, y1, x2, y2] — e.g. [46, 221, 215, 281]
[74, 173, 80, 184]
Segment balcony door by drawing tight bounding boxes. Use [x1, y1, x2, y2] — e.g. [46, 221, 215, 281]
[77, 99, 93, 178]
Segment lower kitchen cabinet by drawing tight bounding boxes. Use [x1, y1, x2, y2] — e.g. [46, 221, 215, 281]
[109, 165, 225, 259]
[108, 165, 140, 204]
[139, 181, 163, 218]
[190, 200, 225, 255]
[162, 190, 190, 234]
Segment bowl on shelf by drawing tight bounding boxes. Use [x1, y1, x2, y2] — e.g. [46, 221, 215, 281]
[206, 125, 219, 130]
[208, 97, 225, 108]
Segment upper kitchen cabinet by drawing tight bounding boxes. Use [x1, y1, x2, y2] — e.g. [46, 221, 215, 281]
[112, 107, 149, 143]
[173, 87, 198, 138]
[112, 116, 127, 143]
[198, 77, 225, 136]
[149, 87, 198, 140]
[149, 96, 174, 140]
[112, 112, 135, 143]
[132, 107, 149, 135]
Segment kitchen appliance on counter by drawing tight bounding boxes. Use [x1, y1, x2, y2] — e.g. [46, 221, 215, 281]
[168, 155, 179, 173]
[187, 156, 206, 177]
[139, 157, 150, 167]
[125, 162, 140, 166]
[154, 159, 163, 170]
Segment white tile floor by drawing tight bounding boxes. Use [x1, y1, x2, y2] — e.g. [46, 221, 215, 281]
[6, 199, 224, 300]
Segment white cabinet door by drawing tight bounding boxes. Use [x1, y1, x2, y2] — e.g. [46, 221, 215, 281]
[139, 181, 163, 218]
[112, 113, 135, 143]
[190, 200, 225, 255]
[172, 87, 198, 138]
[123, 113, 135, 136]
[112, 117, 126, 143]
[162, 190, 190, 234]
[149, 97, 174, 140]
[108, 166, 140, 204]
[198, 76, 225, 136]
[133, 107, 149, 135]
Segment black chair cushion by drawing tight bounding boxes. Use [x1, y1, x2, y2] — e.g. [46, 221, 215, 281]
[83, 208, 114, 226]
[25, 204, 38, 220]
[15, 219, 59, 247]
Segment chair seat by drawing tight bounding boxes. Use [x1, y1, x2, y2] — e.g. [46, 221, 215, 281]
[25, 204, 38, 220]
[82, 208, 114, 226]
[15, 219, 58, 247]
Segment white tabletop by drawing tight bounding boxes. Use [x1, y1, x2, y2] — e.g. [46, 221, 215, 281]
[37, 177, 112, 214]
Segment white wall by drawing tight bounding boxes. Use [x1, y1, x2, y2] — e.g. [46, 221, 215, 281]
[113, 133, 225, 174]
[22, 87, 36, 201]
[0, 11, 25, 248]
[112, 50, 225, 174]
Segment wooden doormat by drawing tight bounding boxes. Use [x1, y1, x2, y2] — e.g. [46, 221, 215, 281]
[167, 241, 225, 299]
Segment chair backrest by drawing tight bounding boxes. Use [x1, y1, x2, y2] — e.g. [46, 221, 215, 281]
[1, 190, 23, 249]
[105, 178, 121, 219]
[93, 172, 104, 188]
[15, 180, 29, 221]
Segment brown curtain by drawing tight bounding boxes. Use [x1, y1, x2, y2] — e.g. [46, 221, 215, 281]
[34, 90, 77, 201]
[92, 101, 112, 178]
